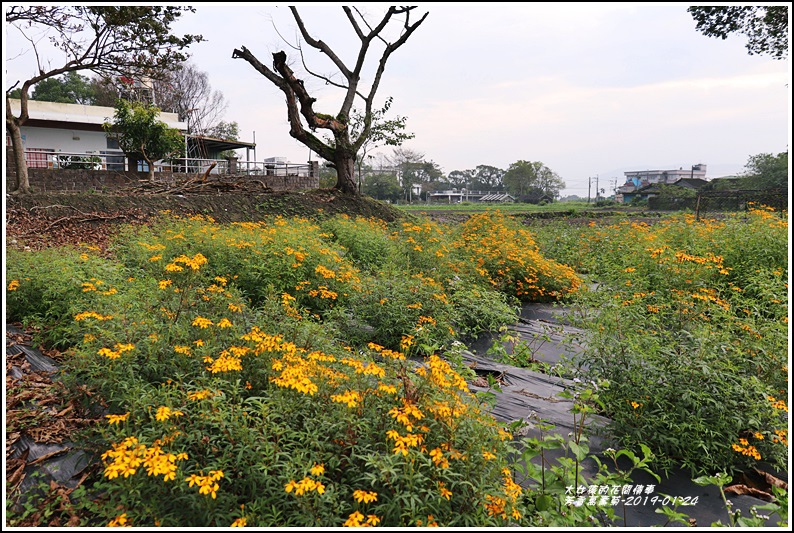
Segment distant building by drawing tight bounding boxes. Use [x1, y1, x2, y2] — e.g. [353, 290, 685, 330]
[427, 189, 505, 203]
[617, 164, 707, 203]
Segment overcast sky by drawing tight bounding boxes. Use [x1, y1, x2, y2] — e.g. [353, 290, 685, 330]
[5, 3, 791, 196]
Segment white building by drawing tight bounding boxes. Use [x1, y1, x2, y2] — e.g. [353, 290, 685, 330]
[7, 98, 186, 170]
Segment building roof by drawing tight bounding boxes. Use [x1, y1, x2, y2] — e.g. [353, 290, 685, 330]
[8, 98, 186, 130]
[186, 135, 256, 154]
[479, 193, 515, 202]
[671, 178, 709, 189]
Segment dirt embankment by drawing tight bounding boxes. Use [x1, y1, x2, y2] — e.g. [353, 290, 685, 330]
[5, 189, 408, 252]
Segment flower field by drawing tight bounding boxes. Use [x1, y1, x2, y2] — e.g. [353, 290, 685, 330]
[5, 206, 788, 527]
[530, 206, 789, 477]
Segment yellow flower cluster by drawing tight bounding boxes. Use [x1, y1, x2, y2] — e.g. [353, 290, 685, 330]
[7, 279, 20, 291]
[315, 264, 336, 279]
[98, 343, 135, 360]
[767, 395, 789, 412]
[308, 286, 338, 300]
[186, 470, 224, 499]
[204, 350, 244, 374]
[154, 406, 184, 422]
[367, 342, 405, 360]
[331, 390, 363, 408]
[455, 212, 581, 300]
[389, 400, 425, 432]
[166, 253, 208, 272]
[187, 389, 216, 401]
[343, 511, 381, 527]
[192, 316, 214, 328]
[102, 436, 187, 482]
[415, 355, 468, 391]
[732, 438, 761, 460]
[138, 241, 166, 251]
[483, 469, 523, 521]
[353, 489, 378, 504]
[340, 357, 385, 378]
[429, 448, 449, 469]
[284, 476, 325, 496]
[107, 513, 130, 527]
[74, 311, 113, 321]
[106, 412, 131, 425]
[385, 429, 424, 456]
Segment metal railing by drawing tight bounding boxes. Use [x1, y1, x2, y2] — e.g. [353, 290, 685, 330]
[237, 161, 313, 177]
[24, 150, 313, 177]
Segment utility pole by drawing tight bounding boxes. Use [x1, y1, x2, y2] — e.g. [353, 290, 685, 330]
[588, 175, 600, 202]
[588, 177, 592, 203]
[595, 175, 599, 201]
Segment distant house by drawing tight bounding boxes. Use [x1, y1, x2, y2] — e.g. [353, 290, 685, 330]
[671, 177, 709, 190]
[478, 192, 515, 203]
[621, 178, 709, 204]
[7, 98, 255, 173]
[428, 189, 488, 203]
[616, 164, 707, 203]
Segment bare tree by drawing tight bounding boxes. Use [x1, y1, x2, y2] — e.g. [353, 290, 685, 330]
[153, 62, 228, 135]
[5, 6, 202, 194]
[233, 6, 428, 195]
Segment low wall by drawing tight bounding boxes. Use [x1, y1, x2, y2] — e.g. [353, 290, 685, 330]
[5, 147, 320, 193]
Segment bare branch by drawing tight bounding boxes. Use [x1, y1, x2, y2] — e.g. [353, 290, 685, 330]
[289, 6, 353, 79]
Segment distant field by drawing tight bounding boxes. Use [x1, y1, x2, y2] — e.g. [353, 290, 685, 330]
[395, 201, 635, 215]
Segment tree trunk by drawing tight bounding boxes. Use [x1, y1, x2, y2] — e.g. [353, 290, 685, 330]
[145, 157, 156, 180]
[7, 118, 31, 194]
[334, 155, 358, 195]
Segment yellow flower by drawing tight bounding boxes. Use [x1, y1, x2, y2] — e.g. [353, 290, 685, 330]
[353, 490, 378, 504]
[106, 412, 130, 425]
[344, 511, 365, 527]
[230, 517, 247, 527]
[74, 311, 113, 321]
[108, 513, 130, 527]
[217, 318, 233, 328]
[188, 390, 214, 401]
[8, 279, 21, 290]
[310, 463, 325, 476]
[158, 279, 173, 290]
[192, 316, 214, 328]
[155, 406, 184, 422]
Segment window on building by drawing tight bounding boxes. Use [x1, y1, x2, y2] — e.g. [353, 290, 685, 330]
[100, 150, 125, 171]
